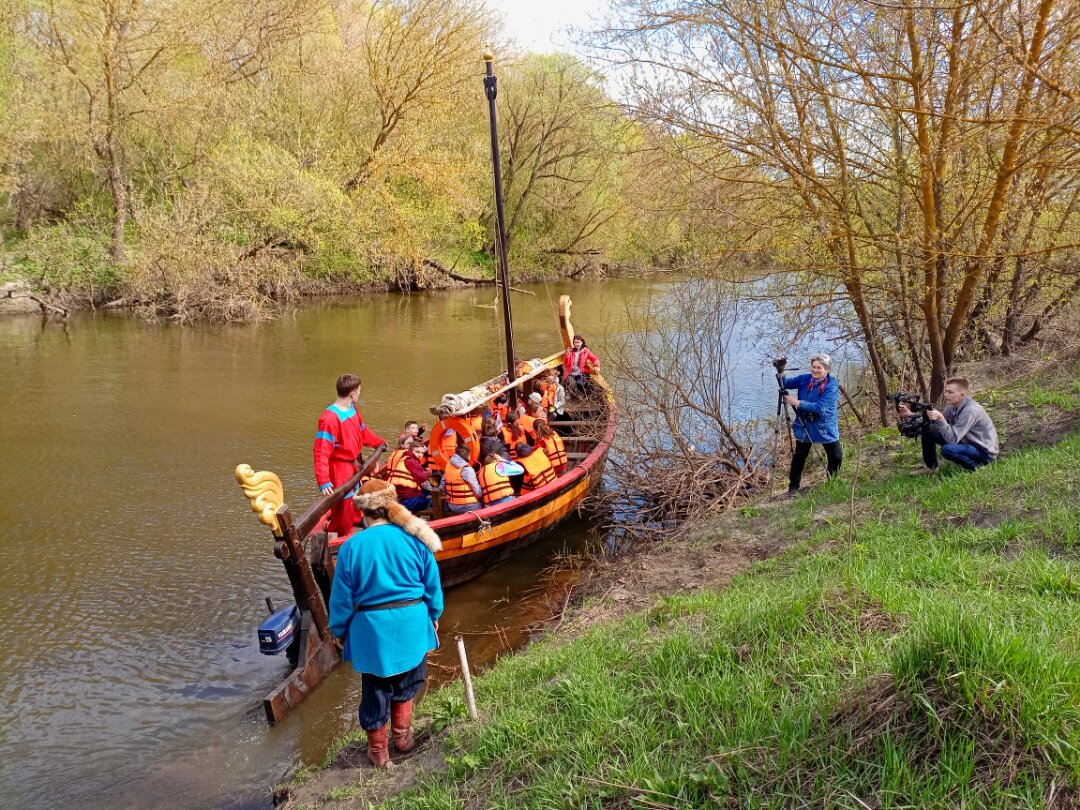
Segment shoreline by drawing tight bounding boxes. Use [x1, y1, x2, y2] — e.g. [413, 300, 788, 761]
[275, 348, 1080, 808]
[0, 262, 674, 322]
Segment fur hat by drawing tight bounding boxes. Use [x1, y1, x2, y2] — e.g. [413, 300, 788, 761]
[352, 479, 442, 553]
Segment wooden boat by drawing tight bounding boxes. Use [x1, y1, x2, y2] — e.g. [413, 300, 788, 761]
[409, 298, 614, 587]
[234, 297, 613, 723]
[231, 54, 614, 724]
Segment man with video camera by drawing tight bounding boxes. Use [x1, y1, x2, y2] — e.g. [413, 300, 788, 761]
[899, 377, 999, 473]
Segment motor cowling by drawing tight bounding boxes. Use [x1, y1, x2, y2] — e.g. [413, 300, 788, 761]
[258, 604, 300, 655]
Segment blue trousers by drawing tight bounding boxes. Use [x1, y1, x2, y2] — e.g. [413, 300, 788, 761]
[400, 493, 431, 512]
[359, 659, 427, 730]
[921, 432, 993, 471]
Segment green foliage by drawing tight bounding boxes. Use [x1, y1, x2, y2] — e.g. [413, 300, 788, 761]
[0, 1, 669, 319]
[429, 688, 468, 733]
[12, 221, 118, 293]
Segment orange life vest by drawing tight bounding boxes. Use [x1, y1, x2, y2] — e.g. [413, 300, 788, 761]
[469, 414, 483, 433]
[518, 413, 537, 441]
[541, 434, 567, 470]
[501, 426, 526, 459]
[519, 450, 555, 491]
[381, 449, 406, 479]
[443, 462, 479, 506]
[385, 449, 418, 492]
[477, 462, 514, 504]
[539, 381, 557, 411]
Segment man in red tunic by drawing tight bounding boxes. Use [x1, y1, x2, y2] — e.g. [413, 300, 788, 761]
[314, 374, 386, 537]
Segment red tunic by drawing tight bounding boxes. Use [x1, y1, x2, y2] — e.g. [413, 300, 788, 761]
[313, 403, 384, 536]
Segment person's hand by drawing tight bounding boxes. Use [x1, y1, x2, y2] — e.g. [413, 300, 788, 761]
[784, 395, 799, 408]
[897, 404, 912, 417]
[926, 408, 944, 421]
[320, 483, 334, 495]
[433, 620, 439, 634]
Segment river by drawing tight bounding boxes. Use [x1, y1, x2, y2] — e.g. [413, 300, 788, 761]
[0, 277, 855, 809]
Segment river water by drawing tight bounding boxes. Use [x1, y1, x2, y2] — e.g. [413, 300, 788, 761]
[0, 277, 854, 809]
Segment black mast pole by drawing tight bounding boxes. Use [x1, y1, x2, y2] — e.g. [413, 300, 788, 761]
[484, 50, 518, 411]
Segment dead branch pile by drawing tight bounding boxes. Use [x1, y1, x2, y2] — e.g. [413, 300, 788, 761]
[600, 279, 768, 539]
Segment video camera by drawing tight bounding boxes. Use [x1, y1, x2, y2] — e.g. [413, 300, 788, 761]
[771, 356, 788, 373]
[887, 391, 932, 438]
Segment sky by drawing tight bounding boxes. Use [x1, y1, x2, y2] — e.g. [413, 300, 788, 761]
[495, 0, 609, 55]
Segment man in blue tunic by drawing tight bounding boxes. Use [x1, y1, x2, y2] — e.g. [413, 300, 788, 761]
[780, 353, 842, 497]
[329, 479, 443, 767]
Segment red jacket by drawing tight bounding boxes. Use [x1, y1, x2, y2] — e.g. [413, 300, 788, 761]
[562, 347, 600, 376]
[396, 454, 430, 499]
[313, 403, 384, 489]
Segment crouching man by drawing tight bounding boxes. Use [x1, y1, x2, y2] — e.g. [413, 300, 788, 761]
[902, 377, 999, 473]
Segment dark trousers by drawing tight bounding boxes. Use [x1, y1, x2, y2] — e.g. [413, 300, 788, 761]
[563, 373, 592, 396]
[920, 431, 993, 471]
[788, 440, 842, 491]
[359, 659, 427, 731]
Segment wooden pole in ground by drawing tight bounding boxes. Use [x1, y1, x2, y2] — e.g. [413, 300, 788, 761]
[456, 635, 479, 720]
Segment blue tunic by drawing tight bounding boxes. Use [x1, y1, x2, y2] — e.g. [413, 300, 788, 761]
[782, 374, 840, 444]
[328, 523, 443, 678]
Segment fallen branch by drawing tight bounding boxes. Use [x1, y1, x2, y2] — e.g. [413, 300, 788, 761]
[10, 291, 69, 317]
[422, 258, 535, 295]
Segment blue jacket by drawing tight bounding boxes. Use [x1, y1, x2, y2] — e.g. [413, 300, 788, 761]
[782, 373, 840, 444]
[328, 523, 443, 678]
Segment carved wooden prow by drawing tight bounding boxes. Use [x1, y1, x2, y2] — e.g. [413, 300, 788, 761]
[234, 446, 386, 725]
[559, 294, 575, 349]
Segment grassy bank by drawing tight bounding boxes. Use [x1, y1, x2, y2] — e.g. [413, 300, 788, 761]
[397, 439, 1079, 808]
[288, 357, 1080, 809]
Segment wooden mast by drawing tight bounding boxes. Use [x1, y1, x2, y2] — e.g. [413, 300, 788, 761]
[483, 50, 519, 411]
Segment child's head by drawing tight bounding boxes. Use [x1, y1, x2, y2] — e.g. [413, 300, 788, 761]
[403, 420, 419, 436]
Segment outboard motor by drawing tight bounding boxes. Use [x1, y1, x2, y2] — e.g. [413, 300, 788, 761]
[258, 597, 301, 656]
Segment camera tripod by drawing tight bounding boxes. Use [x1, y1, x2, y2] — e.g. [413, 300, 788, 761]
[772, 358, 805, 453]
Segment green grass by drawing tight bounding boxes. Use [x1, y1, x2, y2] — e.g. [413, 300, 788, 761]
[377, 433, 1080, 809]
[327, 784, 363, 800]
[1027, 386, 1080, 411]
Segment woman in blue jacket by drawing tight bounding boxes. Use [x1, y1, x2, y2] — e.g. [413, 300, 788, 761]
[329, 479, 443, 767]
[781, 353, 841, 497]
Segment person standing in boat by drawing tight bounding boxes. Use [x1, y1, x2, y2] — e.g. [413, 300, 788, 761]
[314, 374, 386, 537]
[562, 335, 600, 395]
[539, 368, 566, 421]
[329, 479, 443, 768]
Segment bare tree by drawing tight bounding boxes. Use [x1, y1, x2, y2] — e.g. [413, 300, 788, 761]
[593, 0, 1080, 405]
[601, 278, 767, 538]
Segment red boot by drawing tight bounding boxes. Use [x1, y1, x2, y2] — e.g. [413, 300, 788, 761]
[390, 700, 415, 753]
[366, 724, 389, 767]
